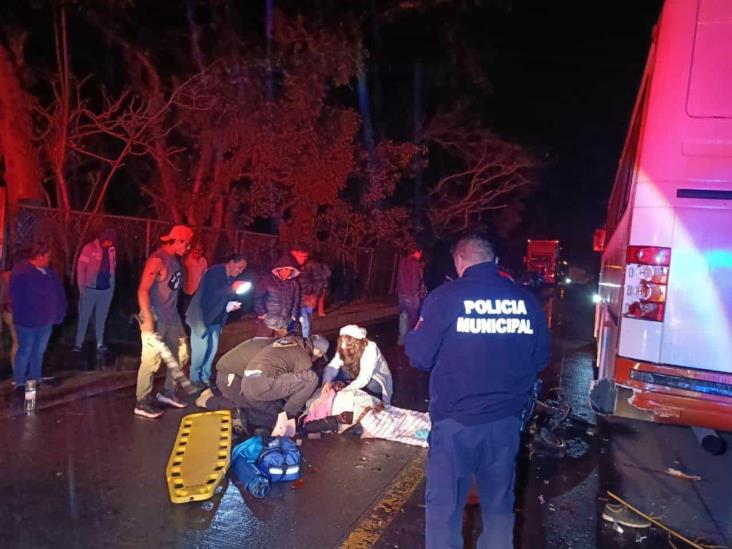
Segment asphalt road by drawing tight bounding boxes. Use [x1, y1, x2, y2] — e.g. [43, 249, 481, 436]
[2, 284, 731, 548]
[376, 285, 732, 549]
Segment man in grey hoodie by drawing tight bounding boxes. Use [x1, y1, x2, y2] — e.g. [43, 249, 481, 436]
[73, 229, 117, 353]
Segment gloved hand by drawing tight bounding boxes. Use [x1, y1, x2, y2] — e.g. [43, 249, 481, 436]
[226, 301, 242, 313]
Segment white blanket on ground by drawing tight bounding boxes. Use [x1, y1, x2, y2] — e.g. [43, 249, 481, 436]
[360, 405, 431, 448]
[324, 390, 431, 446]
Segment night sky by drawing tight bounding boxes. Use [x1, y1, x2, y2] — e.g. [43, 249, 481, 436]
[482, 1, 664, 268]
[362, 0, 663, 269]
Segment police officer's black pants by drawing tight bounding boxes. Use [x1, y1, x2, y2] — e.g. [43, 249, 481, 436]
[242, 371, 318, 422]
[205, 371, 250, 411]
[426, 415, 521, 549]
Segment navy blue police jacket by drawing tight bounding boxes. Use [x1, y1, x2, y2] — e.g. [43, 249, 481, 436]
[405, 261, 551, 425]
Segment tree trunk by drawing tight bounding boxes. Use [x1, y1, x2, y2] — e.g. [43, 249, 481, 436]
[52, 5, 72, 213]
[133, 51, 182, 223]
[0, 41, 43, 207]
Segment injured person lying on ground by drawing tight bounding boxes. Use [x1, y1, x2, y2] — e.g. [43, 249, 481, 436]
[196, 334, 329, 434]
[300, 385, 430, 447]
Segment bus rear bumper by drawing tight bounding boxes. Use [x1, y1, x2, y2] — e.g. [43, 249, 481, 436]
[612, 358, 732, 432]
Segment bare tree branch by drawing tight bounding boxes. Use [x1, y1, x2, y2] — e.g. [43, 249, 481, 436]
[424, 106, 535, 236]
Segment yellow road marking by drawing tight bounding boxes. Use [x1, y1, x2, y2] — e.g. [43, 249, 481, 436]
[340, 449, 427, 549]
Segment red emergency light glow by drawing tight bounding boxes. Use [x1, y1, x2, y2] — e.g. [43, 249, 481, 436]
[626, 246, 671, 266]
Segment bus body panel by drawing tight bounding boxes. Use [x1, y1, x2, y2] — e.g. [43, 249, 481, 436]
[596, 210, 630, 380]
[661, 207, 732, 372]
[595, 0, 732, 429]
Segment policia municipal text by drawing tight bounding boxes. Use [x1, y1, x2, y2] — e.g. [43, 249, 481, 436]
[406, 233, 551, 549]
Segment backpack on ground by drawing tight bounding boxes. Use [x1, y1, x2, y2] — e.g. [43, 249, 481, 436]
[231, 435, 270, 498]
[257, 436, 301, 482]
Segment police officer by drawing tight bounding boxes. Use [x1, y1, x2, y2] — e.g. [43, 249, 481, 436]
[241, 334, 330, 428]
[195, 336, 276, 412]
[405, 233, 551, 549]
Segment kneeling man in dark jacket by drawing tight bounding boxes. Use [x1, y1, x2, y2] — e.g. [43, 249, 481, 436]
[195, 336, 275, 412]
[241, 334, 329, 428]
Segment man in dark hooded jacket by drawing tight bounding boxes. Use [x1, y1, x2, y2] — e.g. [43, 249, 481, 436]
[254, 254, 302, 337]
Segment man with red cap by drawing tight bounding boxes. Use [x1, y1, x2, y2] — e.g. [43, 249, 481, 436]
[134, 225, 193, 419]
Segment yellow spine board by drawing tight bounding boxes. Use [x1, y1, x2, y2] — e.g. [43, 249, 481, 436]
[166, 410, 232, 504]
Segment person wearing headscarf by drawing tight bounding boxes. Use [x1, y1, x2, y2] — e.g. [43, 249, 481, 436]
[321, 324, 393, 405]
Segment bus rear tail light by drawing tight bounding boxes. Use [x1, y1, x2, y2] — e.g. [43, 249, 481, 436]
[636, 264, 669, 285]
[627, 246, 671, 266]
[633, 281, 666, 302]
[623, 246, 671, 322]
[626, 301, 666, 322]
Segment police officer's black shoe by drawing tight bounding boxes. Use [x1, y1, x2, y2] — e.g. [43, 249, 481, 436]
[232, 407, 249, 436]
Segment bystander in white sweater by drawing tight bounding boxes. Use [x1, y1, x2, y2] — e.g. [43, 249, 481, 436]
[322, 325, 394, 404]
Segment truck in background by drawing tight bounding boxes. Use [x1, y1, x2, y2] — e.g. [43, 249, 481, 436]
[525, 239, 560, 285]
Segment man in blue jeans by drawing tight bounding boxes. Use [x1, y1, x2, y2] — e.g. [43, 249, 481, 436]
[9, 242, 67, 390]
[185, 254, 250, 388]
[73, 228, 117, 353]
[405, 232, 551, 549]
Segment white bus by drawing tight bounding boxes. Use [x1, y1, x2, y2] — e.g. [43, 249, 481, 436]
[592, 0, 732, 431]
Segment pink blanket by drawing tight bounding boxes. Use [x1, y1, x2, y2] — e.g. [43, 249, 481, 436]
[303, 390, 336, 423]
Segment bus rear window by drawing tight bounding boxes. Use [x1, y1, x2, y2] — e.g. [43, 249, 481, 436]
[687, 0, 732, 118]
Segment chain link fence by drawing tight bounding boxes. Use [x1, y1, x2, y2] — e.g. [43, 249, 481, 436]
[6, 205, 398, 306]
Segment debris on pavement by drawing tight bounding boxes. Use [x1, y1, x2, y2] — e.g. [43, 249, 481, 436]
[607, 491, 708, 549]
[601, 503, 651, 529]
[665, 467, 702, 481]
